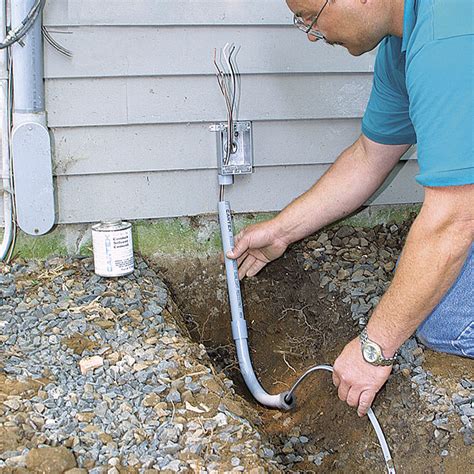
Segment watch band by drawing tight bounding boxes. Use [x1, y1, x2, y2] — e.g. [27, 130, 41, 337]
[360, 327, 398, 366]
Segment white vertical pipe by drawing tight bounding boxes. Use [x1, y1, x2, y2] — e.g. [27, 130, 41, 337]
[10, 0, 54, 236]
[0, 0, 14, 260]
[11, 0, 44, 114]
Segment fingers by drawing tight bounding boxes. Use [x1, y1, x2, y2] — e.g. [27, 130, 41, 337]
[221, 250, 248, 265]
[237, 255, 268, 280]
[246, 259, 268, 278]
[357, 390, 376, 417]
[346, 387, 360, 408]
[337, 379, 350, 402]
[238, 254, 256, 280]
[335, 381, 376, 416]
[236, 252, 248, 267]
[227, 232, 248, 260]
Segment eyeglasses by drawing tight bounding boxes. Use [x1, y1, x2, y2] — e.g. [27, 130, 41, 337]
[293, 0, 329, 40]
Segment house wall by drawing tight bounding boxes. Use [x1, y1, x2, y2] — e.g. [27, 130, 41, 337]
[2, 0, 423, 225]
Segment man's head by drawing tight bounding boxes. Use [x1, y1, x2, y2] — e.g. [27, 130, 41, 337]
[286, 0, 402, 56]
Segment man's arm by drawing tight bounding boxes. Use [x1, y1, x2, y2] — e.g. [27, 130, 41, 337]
[333, 184, 474, 416]
[230, 134, 410, 279]
[272, 134, 410, 243]
[368, 184, 473, 352]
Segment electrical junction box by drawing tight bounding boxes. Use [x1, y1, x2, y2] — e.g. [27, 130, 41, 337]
[210, 121, 253, 176]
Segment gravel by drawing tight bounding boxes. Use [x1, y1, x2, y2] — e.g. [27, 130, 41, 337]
[0, 256, 281, 472]
[301, 219, 473, 449]
[1, 218, 472, 472]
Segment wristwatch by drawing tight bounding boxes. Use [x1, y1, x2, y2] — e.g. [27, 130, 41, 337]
[359, 327, 397, 366]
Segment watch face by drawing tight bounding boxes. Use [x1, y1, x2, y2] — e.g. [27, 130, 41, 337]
[363, 344, 379, 363]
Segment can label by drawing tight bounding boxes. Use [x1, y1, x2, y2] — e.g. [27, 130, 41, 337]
[92, 226, 134, 277]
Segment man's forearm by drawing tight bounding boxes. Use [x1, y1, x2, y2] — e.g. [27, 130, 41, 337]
[273, 135, 407, 245]
[367, 205, 473, 356]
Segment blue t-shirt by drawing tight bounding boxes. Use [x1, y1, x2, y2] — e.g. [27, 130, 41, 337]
[362, 0, 474, 187]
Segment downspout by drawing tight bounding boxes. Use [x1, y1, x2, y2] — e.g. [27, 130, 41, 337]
[0, 0, 13, 260]
[10, 0, 54, 236]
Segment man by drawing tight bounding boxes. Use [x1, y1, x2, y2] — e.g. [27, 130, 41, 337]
[227, 0, 473, 417]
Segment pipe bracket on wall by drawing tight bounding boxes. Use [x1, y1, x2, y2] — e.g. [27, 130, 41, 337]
[12, 117, 55, 235]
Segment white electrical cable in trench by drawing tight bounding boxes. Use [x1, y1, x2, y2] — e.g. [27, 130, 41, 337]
[218, 200, 396, 474]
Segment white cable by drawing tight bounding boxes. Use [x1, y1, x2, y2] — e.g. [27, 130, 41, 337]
[285, 364, 396, 474]
[0, 2, 14, 261]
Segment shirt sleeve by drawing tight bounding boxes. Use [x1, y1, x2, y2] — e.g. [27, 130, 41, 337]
[407, 35, 474, 187]
[362, 37, 418, 146]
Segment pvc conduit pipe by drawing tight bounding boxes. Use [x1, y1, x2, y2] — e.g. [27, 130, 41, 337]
[0, 0, 13, 260]
[218, 174, 233, 186]
[218, 200, 293, 410]
[11, 0, 44, 114]
[218, 201, 396, 472]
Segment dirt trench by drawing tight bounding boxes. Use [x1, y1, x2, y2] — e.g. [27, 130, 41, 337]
[153, 243, 472, 474]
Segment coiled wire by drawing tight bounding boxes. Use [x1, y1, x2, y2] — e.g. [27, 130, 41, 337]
[284, 364, 396, 474]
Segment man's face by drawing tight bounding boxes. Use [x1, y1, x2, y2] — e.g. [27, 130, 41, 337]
[286, 0, 385, 56]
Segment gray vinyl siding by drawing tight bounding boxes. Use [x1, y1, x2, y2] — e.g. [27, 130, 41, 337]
[11, 0, 422, 225]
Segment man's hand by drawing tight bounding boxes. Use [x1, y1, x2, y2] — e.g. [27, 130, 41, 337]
[332, 337, 392, 417]
[226, 220, 289, 280]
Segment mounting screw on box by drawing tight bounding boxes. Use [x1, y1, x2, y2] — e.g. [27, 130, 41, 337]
[210, 121, 253, 176]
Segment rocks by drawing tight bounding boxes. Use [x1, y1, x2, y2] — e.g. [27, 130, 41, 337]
[2, 227, 471, 472]
[337, 268, 351, 280]
[0, 256, 280, 472]
[460, 405, 474, 417]
[3, 398, 21, 411]
[5, 454, 27, 468]
[79, 356, 104, 375]
[301, 217, 473, 455]
[142, 393, 161, 407]
[302, 222, 406, 326]
[26, 447, 76, 473]
[335, 226, 354, 239]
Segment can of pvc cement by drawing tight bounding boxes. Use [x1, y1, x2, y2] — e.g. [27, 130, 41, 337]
[92, 220, 134, 277]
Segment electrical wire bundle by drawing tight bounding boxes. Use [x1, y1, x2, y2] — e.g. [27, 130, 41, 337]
[213, 43, 241, 200]
[0, 0, 46, 49]
[4, 50, 17, 263]
[0, 0, 72, 57]
[42, 25, 72, 58]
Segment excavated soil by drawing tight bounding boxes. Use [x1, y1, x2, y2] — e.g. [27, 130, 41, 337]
[156, 243, 473, 474]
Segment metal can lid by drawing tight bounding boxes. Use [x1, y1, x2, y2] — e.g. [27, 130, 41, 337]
[92, 219, 126, 231]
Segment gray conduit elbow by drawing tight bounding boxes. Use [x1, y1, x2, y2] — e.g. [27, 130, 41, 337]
[218, 201, 293, 411]
[218, 201, 396, 472]
[235, 338, 294, 410]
